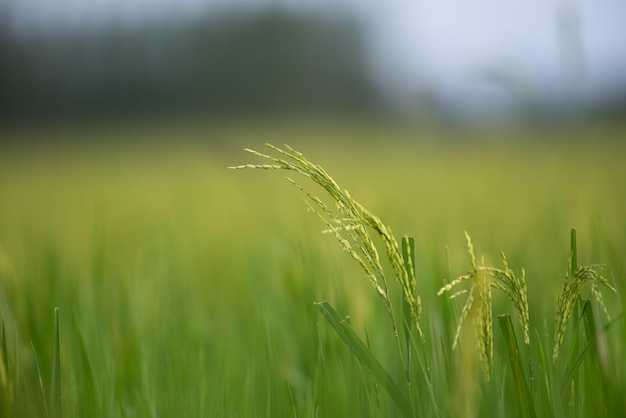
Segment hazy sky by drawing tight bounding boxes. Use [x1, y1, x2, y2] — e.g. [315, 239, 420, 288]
[6, 0, 626, 117]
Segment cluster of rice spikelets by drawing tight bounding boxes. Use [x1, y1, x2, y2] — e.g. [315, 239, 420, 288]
[553, 262, 616, 361]
[229, 144, 422, 337]
[485, 257, 530, 345]
[438, 232, 530, 381]
[476, 261, 493, 382]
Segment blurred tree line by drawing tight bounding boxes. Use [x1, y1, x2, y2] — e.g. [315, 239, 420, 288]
[0, 10, 382, 124]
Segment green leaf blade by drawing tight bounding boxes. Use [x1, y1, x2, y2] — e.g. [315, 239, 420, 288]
[50, 307, 61, 418]
[315, 301, 414, 417]
[497, 314, 536, 418]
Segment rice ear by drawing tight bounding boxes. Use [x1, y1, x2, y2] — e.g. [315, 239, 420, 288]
[232, 143, 423, 337]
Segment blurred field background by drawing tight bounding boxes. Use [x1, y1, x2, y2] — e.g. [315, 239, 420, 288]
[1, 1, 626, 417]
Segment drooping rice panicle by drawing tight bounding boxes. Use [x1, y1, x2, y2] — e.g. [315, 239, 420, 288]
[448, 287, 471, 300]
[452, 284, 476, 350]
[438, 232, 531, 381]
[553, 263, 616, 361]
[437, 274, 471, 296]
[230, 144, 422, 338]
[485, 253, 530, 344]
[476, 259, 493, 382]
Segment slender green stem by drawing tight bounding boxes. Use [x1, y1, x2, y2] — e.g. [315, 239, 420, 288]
[401, 236, 416, 386]
[315, 301, 415, 417]
[569, 229, 581, 417]
[498, 314, 536, 418]
[51, 307, 61, 418]
[570, 228, 577, 278]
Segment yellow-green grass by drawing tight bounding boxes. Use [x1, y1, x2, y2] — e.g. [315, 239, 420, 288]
[0, 119, 625, 417]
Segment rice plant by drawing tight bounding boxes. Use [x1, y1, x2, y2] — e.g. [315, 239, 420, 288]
[230, 144, 422, 341]
[437, 231, 530, 381]
[553, 229, 616, 362]
[233, 143, 621, 417]
[1, 127, 625, 418]
[231, 143, 423, 414]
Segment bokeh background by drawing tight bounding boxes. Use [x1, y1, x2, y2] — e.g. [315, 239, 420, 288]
[1, 2, 626, 417]
[2, 0, 626, 128]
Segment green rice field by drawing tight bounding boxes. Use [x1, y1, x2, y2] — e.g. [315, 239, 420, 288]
[0, 120, 625, 417]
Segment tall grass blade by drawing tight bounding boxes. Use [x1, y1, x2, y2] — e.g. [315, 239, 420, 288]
[560, 307, 623, 394]
[315, 301, 414, 417]
[570, 228, 577, 279]
[0, 319, 11, 414]
[569, 229, 580, 359]
[401, 236, 416, 384]
[50, 307, 61, 418]
[535, 330, 559, 417]
[31, 342, 48, 418]
[73, 314, 100, 415]
[581, 298, 610, 379]
[1, 320, 7, 380]
[497, 314, 536, 418]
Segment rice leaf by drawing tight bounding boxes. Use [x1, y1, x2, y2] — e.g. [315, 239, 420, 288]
[535, 330, 559, 417]
[560, 307, 623, 394]
[31, 342, 48, 418]
[315, 301, 414, 417]
[1, 320, 7, 380]
[401, 235, 416, 384]
[50, 307, 61, 418]
[570, 228, 577, 279]
[498, 314, 536, 418]
[0, 319, 11, 414]
[73, 314, 100, 415]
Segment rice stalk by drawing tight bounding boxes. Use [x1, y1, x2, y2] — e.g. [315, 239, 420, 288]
[401, 236, 417, 386]
[315, 301, 414, 417]
[438, 232, 530, 381]
[553, 263, 616, 362]
[0, 320, 12, 414]
[498, 314, 536, 418]
[50, 307, 61, 418]
[485, 254, 530, 344]
[477, 257, 493, 382]
[31, 342, 48, 418]
[552, 229, 616, 363]
[230, 144, 422, 338]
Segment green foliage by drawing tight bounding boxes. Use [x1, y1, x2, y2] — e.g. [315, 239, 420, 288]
[437, 232, 530, 381]
[315, 301, 413, 416]
[498, 314, 536, 418]
[230, 144, 423, 340]
[553, 230, 616, 362]
[235, 142, 621, 417]
[51, 308, 61, 418]
[0, 123, 625, 417]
